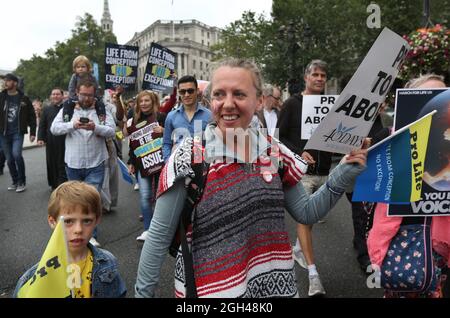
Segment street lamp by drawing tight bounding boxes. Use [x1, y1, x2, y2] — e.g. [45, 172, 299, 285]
[422, 0, 432, 28]
[278, 19, 313, 95]
[88, 33, 95, 60]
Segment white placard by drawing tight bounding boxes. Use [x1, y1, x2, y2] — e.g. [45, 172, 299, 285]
[304, 27, 410, 154]
[301, 95, 338, 140]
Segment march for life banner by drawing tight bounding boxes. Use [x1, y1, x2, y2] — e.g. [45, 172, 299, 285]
[352, 111, 433, 204]
[142, 43, 177, 94]
[388, 88, 450, 216]
[305, 27, 410, 154]
[301, 95, 338, 140]
[104, 43, 139, 90]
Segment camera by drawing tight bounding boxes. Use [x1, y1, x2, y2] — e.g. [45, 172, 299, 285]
[79, 117, 90, 124]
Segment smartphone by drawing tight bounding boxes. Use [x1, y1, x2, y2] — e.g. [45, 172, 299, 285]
[79, 117, 90, 124]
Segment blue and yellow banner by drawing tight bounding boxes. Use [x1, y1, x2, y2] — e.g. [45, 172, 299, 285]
[352, 111, 434, 203]
[17, 218, 72, 298]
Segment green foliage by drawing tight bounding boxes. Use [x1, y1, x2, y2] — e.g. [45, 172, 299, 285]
[212, 0, 450, 90]
[15, 13, 117, 99]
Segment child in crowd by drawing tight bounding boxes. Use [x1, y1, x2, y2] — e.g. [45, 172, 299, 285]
[14, 181, 126, 298]
[68, 55, 99, 99]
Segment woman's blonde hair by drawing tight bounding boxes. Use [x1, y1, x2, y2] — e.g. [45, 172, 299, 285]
[134, 90, 160, 124]
[405, 73, 445, 88]
[212, 58, 264, 97]
[48, 181, 102, 220]
[72, 55, 92, 73]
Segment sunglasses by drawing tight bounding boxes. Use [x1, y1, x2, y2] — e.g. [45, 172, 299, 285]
[179, 88, 196, 96]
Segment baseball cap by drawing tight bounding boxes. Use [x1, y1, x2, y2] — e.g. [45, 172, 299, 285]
[5, 73, 19, 83]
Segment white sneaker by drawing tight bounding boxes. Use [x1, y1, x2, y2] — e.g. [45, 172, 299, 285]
[136, 231, 148, 242]
[16, 184, 26, 193]
[89, 237, 101, 247]
[308, 275, 326, 297]
[292, 246, 308, 269]
[134, 183, 140, 191]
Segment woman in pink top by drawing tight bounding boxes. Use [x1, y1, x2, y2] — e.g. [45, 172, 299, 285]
[367, 74, 449, 298]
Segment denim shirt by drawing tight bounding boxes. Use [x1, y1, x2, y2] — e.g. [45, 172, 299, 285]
[13, 244, 126, 298]
[162, 103, 211, 162]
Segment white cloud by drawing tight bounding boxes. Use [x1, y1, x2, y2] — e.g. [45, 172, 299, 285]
[0, 0, 272, 70]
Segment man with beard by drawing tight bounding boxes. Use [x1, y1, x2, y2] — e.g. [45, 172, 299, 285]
[0, 73, 36, 192]
[51, 76, 116, 247]
[37, 88, 68, 190]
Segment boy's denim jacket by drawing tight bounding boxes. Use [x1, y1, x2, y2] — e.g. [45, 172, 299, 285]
[13, 244, 126, 298]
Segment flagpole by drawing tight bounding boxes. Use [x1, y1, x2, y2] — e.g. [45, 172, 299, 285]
[368, 110, 437, 152]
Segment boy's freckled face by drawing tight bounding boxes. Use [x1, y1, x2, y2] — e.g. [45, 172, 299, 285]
[49, 204, 98, 254]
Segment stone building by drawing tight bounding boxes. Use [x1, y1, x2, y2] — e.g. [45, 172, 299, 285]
[127, 19, 221, 90]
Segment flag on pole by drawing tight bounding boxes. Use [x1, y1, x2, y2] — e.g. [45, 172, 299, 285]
[17, 217, 72, 298]
[118, 158, 135, 185]
[352, 111, 435, 203]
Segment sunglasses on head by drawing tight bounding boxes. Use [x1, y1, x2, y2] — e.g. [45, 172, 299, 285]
[179, 88, 196, 95]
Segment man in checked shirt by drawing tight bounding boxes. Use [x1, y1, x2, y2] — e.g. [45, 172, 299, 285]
[51, 76, 116, 248]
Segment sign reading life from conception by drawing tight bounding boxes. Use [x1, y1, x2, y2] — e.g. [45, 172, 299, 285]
[305, 27, 410, 154]
[104, 43, 139, 90]
[142, 43, 177, 94]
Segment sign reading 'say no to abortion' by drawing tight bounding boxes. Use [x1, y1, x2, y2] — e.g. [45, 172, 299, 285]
[305, 28, 410, 154]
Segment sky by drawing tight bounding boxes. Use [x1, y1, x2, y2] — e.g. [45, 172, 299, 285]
[0, 0, 273, 71]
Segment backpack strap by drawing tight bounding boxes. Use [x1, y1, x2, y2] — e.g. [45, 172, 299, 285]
[62, 99, 76, 122]
[61, 97, 106, 123]
[169, 139, 209, 298]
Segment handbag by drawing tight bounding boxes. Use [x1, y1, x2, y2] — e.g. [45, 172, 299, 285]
[380, 217, 437, 293]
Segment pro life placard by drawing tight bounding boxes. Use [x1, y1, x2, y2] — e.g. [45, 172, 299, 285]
[305, 27, 409, 154]
[301, 95, 338, 140]
[104, 43, 139, 90]
[142, 43, 177, 94]
[388, 88, 450, 216]
[129, 122, 164, 177]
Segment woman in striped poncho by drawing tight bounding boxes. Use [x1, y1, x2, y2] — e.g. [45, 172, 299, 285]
[135, 59, 369, 298]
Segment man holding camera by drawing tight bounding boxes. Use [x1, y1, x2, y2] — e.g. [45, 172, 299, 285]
[50, 76, 115, 247]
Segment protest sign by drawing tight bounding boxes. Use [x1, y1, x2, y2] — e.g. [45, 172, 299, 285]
[104, 43, 139, 90]
[353, 111, 434, 203]
[301, 95, 338, 140]
[142, 43, 177, 94]
[129, 121, 164, 177]
[388, 88, 450, 216]
[305, 27, 409, 154]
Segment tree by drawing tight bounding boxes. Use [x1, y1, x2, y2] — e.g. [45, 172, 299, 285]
[212, 0, 450, 90]
[15, 13, 116, 99]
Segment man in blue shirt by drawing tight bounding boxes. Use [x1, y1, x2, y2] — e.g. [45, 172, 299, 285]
[163, 76, 211, 161]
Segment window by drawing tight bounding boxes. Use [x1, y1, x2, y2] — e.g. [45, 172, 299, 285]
[207, 32, 210, 39]
[202, 40, 204, 46]
[181, 54, 185, 69]
[193, 59, 196, 69]
[200, 61, 203, 71]
[201, 30, 204, 36]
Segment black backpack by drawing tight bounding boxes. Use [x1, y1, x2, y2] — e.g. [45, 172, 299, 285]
[62, 97, 106, 123]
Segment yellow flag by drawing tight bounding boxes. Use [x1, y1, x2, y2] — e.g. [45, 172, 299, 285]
[18, 218, 72, 298]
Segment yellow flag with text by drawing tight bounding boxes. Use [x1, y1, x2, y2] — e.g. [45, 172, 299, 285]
[17, 219, 72, 298]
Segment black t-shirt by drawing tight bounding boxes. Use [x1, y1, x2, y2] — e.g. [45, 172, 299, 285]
[6, 94, 21, 135]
